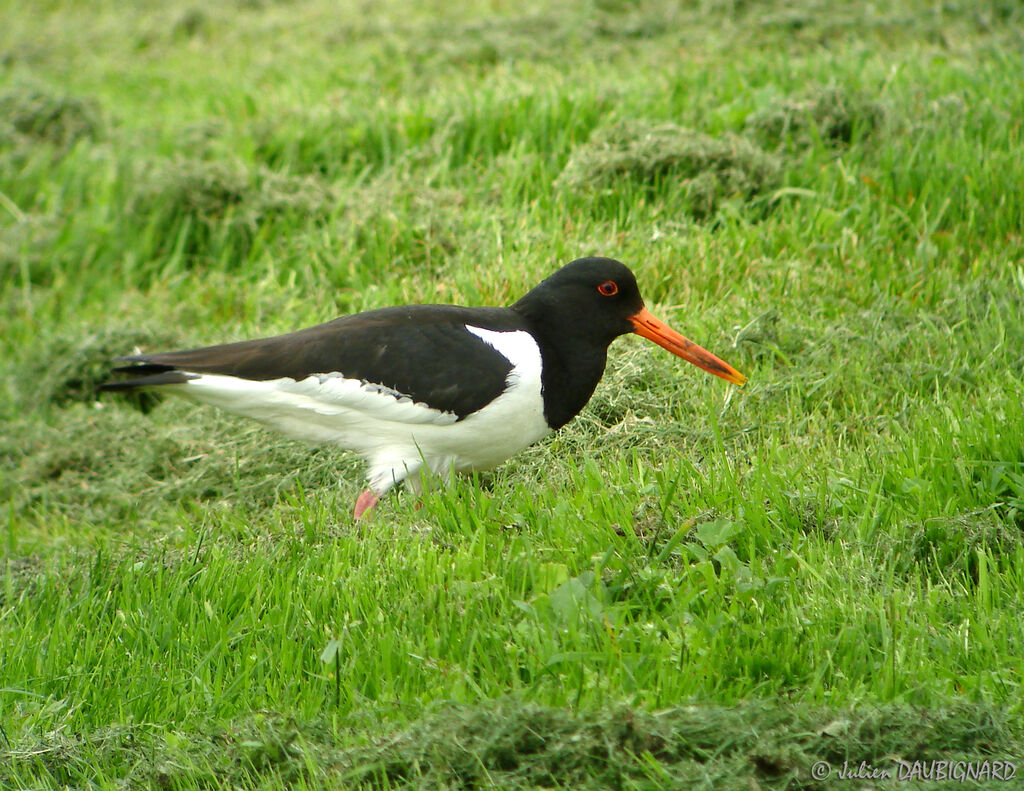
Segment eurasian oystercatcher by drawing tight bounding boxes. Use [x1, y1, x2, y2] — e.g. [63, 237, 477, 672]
[102, 257, 746, 518]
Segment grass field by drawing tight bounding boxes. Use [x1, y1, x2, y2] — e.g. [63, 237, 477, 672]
[3, 0, 1024, 787]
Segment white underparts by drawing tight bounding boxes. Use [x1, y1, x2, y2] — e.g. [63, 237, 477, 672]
[168, 326, 551, 495]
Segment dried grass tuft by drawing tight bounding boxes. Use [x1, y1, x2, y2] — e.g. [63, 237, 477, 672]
[556, 121, 780, 218]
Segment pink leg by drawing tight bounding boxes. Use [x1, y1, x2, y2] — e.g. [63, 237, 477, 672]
[353, 489, 380, 519]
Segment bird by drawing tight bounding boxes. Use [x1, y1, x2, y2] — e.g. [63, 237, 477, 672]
[102, 257, 746, 518]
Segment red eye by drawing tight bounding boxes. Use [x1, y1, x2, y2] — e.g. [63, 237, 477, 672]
[597, 280, 618, 296]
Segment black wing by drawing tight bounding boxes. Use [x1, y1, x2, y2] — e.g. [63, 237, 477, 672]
[101, 305, 526, 419]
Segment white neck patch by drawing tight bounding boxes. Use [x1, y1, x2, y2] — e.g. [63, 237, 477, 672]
[464, 325, 543, 382]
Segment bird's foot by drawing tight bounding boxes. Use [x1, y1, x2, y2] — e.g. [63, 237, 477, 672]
[353, 489, 380, 519]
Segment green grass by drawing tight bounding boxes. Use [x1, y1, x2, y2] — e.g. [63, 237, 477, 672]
[3, 0, 1024, 788]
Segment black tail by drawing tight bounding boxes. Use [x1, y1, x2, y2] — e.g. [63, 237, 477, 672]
[99, 357, 198, 392]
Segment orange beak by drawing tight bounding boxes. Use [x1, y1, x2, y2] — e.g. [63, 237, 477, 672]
[629, 307, 747, 386]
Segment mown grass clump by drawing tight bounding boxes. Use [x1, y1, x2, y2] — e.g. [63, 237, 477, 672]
[893, 510, 1024, 585]
[1, 401, 355, 528]
[411, 13, 588, 69]
[0, 85, 102, 149]
[2, 700, 1016, 790]
[26, 326, 179, 407]
[348, 702, 1013, 790]
[556, 121, 780, 219]
[171, 6, 209, 39]
[745, 84, 886, 148]
[132, 157, 336, 229]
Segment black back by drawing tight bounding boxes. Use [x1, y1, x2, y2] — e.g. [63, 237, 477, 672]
[106, 305, 527, 420]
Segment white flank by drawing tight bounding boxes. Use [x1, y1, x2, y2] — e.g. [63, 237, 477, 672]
[169, 326, 550, 495]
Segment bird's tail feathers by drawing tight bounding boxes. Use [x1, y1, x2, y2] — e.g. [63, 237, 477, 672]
[99, 361, 198, 392]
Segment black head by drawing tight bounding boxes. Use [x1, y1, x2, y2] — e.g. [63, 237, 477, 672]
[514, 255, 747, 388]
[510, 256, 746, 429]
[512, 257, 646, 345]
